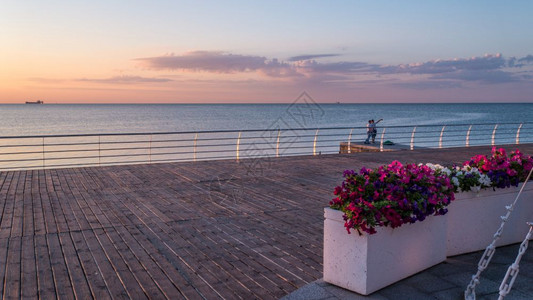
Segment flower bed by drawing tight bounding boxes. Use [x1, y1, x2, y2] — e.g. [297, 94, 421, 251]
[446, 183, 533, 256]
[330, 147, 533, 236]
[329, 161, 455, 235]
[325, 147, 533, 294]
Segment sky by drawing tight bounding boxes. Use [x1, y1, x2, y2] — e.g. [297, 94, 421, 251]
[1, 0, 533, 103]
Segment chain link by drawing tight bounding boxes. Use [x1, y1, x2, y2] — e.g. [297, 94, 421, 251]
[464, 168, 533, 300]
[497, 223, 533, 299]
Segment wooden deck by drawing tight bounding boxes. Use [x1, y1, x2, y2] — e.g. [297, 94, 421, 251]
[1, 144, 533, 299]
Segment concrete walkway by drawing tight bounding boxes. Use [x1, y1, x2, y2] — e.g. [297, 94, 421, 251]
[282, 241, 533, 300]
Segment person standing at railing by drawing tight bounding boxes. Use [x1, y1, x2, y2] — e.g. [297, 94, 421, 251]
[364, 120, 373, 144]
[371, 119, 383, 143]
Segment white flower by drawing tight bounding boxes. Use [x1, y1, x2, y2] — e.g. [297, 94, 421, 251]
[451, 177, 460, 187]
[479, 174, 492, 187]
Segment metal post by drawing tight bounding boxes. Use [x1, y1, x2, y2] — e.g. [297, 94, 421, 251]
[149, 134, 152, 163]
[439, 125, 446, 149]
[516, 123, 523, 145]
[498, 222, 533, 299]
[42, 137, 45, 168]
[492, 124, 498, 146]
[193, 133, 198, 162]
[313, 129, 319, 156]
[236, 132, 241, 161]
[466, 125, 472, 147]
[98, 135, 101, 166]
[276, 130, 281, 158]
[380, 128, 386, 152]
[410, 127, 417, 151]
[347, 129, 353, 154]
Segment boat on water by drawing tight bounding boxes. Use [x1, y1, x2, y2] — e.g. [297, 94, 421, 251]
[25, 100, 44, 104]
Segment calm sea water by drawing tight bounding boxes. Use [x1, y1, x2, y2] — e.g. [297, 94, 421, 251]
[0, 103, 531, 136]
[0, 103, 531, 169]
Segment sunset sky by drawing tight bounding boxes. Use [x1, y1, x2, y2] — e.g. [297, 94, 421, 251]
[1, 0, 533, 103]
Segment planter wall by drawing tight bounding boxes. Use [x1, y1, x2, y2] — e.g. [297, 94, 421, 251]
[323, 207, 447, 295]
[446, 183, 533, 256]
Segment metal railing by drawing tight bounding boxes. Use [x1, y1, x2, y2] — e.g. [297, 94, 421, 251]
[1, 122, 532, 171]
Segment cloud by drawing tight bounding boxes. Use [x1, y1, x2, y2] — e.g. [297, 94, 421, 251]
[137, 51, 268, 73]
[27, 77, 66, 83]
[287, 54, 340, 62]
[137, 51, 303, 78]
[77, 75, 173, 84]
[370, 54, 533, 85]
[429, 70, 518, 84]
[135, 51, 533, 87]
[518, 55, 533, 63]
[392, 80, 463, 90]
[297, 60, 380, 73]
[386, 54, 507, 75]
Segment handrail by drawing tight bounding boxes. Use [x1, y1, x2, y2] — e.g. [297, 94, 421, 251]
[0, 122, 532, 171]
[1, 122, 532, 139]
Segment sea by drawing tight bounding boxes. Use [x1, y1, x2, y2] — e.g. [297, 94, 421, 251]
[0, 103, 531, 169]
[0, 103, 531, 136]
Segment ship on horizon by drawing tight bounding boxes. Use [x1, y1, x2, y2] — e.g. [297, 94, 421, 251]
[25, 100, 44, 104]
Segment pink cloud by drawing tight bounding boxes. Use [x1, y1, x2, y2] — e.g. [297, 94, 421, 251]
[134, 51, 533, 88]
[77, 75, 173, 84]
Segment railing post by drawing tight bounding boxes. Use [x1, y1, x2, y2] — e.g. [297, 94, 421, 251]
[236, 132, 241, 161]
[42, 137, 45, 168]
[380, 128, 386, 152]
[98, 135, 101, 166]
[410, 127, 417, 151]
[492, 124, 498, 146]
[193, 133, 198, 162]
[466, 125, 472, 147]
[313, 129, 319, 155]
[276, 130, 281, 158]
[439, 125, 446, 149]
[347, 129, 353, 154]
[516, 123, 523, 145]
[149, 134, 152, 163]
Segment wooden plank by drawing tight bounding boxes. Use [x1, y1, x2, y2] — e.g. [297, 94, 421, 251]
[40, 171, 58, 235]
[10, 171, 26, 238]
[81, 228, 130, 299]
[92, 228, 149, 300]
[0, 237, 10, 297]
[21, 236, 38, 299]
[46, 233, 75, 299]
[4, 236, 22, 299]
[34, 234, 57, 299]
[23, 171, 34, 237]
[58, 232, 92, 299]
[31, 170, 46, 236]
[68, 231, 111, 299]
[114, 226, 186, 299]
[104, 227, 168, 299]
[45, 170, 69, 234]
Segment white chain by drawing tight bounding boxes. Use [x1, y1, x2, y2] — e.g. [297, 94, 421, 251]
[497, 222, 533, 299]
[464, 167, 533, 300]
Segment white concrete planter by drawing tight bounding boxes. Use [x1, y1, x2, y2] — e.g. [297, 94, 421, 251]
[446, 183, 533, 256]
[323, 207, 447, 295]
